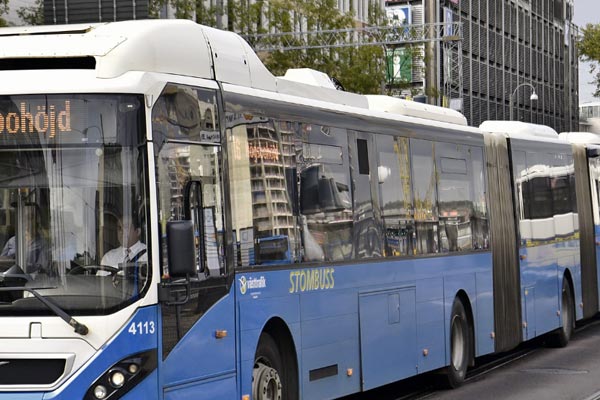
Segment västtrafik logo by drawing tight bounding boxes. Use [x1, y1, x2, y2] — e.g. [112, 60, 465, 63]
[238, 275, 266, 295]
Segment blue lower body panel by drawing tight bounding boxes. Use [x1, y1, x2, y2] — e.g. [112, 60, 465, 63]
[163, 373, 237, 400]
[236, 251, 495, 400]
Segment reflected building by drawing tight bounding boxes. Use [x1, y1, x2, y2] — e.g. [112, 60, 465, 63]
[228, 117, 298, 265]
[247, 122, 297, 263]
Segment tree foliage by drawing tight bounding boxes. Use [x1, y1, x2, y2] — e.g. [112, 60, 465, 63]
[260, 0, 387, 94]
[0, 0, 8, 27]
[578, 23, 600, 98]
[17, 0, 44, 25]
[148, 0, 387, 94]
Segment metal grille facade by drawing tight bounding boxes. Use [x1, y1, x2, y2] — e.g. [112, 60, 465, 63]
[445, 0, 579, 131]
[44, 0, 148, 24]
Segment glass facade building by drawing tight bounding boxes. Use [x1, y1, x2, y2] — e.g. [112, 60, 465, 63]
[386, 0, 579, 131]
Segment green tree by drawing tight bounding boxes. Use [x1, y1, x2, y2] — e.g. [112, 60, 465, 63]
[17, 0, 44, 25]
[148, 0, 387, 94]
[579, 23, 600, 98]
[261, 0, 386, 94]
[0, 0, 9, 27]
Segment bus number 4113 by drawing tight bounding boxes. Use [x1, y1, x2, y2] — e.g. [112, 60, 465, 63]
[128, 321, 156, 335]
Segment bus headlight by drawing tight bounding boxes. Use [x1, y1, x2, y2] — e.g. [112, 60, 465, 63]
[109, 370, 126, 388]
[85, 350, 157, 400]
[93, 385, 107, 399]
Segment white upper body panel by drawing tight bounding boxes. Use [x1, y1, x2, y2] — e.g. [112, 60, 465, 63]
[366, 95, 468, 126]
[0, 19, 275, 88]
[222, 83, 482, 138]
[558, 131, 600, 145]
[479, 120, 566, 146]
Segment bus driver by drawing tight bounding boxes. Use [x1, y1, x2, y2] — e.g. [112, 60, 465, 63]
[101, 214, 147, 269]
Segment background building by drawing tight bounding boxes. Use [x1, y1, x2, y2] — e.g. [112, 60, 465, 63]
[386, 0, 579, 131]
[43, 0, 148, 24]
[579, 102, 600, 133]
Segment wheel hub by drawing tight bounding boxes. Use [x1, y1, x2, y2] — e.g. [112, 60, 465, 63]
[253, 362, 282, 400]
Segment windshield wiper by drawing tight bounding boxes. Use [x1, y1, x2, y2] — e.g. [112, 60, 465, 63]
[0, 286, 89, 335]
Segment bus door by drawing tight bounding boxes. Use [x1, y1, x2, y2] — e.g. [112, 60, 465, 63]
[152, 84, 235, 399]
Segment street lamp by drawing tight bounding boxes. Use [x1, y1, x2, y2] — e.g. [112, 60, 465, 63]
[509, 82, 538, 121]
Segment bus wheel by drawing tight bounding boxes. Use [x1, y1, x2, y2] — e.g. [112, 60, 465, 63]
[443, 299, 470, 388]
[253, 333, 283, 400]
[550, 278, 574, 348]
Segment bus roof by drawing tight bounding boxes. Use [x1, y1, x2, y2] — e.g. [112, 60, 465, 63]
[365, 95, 468, 126]
[558, 132, 600, 144]
[479, 120, 559, 140]
[0, 19, 468, 126]
[0, 19, 272, 87]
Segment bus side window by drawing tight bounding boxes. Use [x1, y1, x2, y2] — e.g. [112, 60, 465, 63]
[512, 149, 528, 230]
[297, 124, 353, 262]
[436, 142, 475, 252]
[349, 133, 383, 259]
[154, 84, 225, 277]
[526, 151, 555, 241]
[550, 153, 576, 237]
[470, 146, 489, 249]
[227, 118, 299, 266]
[410, 139, 439, 255]
[375, 135, 415, 257]
[588, 157, 600, 226]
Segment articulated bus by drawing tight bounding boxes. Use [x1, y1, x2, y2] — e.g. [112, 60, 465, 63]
[0, 19, 598, 400]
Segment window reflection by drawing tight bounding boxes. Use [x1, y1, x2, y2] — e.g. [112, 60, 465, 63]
[515, 149, 578, 245]
[411, 139, 438, 254]
[226, 114, 492, 266]
[376, 135, 414, 256]
[296, 125, 353, 262]
[152, 84, 225, 278]
[589, 156, 600, 226]
[228, 118, 299, 266]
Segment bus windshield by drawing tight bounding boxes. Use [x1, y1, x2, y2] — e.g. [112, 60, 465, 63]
[0, 94, 148, 316]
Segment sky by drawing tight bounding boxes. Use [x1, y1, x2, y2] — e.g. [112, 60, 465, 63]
[574, 0, 600, 104]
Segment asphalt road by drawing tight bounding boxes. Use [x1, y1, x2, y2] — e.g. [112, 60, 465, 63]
[426, 319, 600, 400]
[341, 318, 600, 400]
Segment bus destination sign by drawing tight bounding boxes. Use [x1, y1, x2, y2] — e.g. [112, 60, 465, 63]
[0, 101, 71, 138]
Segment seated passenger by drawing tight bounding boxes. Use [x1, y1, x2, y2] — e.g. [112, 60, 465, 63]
[1, 236, 15, 258]
[1, 225, 16, 258]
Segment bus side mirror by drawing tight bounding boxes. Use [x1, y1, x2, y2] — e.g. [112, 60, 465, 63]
[167, 220, 196, 278]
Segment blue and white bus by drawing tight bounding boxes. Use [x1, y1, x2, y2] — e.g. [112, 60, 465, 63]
[0, 19, 597, 400]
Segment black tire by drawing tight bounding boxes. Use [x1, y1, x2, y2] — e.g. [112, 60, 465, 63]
[253, 332, 298, 400]
[441, 299, 471, 389]
[549, 278, 574, 348]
